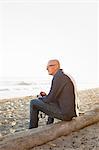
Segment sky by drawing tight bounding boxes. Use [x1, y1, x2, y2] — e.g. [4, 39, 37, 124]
[0, 0, 99, 88]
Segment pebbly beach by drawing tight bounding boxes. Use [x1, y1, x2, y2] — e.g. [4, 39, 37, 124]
[0, 88, 99, 150]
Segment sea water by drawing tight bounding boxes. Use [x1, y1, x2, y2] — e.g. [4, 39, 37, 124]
[0, 78, 98, 99]
[0, 78, 51, 99]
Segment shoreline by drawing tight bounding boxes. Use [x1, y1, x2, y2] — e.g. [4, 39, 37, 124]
[0, 95, 36, 103]
[0, 84, 99, 100]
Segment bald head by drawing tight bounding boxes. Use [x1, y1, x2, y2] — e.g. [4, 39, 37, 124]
[47, 59, 60, 75]
[48, 59, 60, 69]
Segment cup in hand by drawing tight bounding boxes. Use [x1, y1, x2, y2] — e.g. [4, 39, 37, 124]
[40, 91, 46, 97]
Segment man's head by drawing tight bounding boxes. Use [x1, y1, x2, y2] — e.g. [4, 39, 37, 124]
[47, 59, 60, 75]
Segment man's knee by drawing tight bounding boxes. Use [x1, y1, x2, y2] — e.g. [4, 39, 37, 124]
[30, 99, 38, 108]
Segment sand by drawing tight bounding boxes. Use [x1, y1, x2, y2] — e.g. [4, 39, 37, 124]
[0, 88, 99, 150]
[32, 122, 99, 150]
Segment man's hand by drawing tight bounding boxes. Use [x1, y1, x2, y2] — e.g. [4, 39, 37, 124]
[40, 91, 46, 97]
[37, 91, 47, 99]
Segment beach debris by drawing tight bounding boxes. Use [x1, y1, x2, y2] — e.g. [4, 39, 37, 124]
[0, 108, 99, 150]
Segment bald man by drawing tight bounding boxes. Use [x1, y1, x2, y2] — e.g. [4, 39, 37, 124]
[29, 59, 77, 129]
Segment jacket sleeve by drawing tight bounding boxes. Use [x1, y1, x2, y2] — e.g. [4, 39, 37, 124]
[41, 73, 67, 103]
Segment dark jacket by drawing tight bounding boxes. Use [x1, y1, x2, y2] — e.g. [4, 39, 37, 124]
[42, 69, 77, 119]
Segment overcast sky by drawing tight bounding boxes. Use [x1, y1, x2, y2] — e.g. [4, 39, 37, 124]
[0, 0, 99, 88]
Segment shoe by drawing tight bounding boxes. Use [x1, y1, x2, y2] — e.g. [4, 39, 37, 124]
[46, 117, 54, 125]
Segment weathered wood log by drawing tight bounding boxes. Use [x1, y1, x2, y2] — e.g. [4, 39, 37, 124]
[0, 108, 99, 150]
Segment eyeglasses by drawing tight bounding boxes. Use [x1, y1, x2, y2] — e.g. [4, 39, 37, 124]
[48, 65, 56, 67]
[47, 64, 56, 69]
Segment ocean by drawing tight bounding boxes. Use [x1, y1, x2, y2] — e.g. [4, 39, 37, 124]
[0, 78, 51, 99]
[0, 78, 98, 99]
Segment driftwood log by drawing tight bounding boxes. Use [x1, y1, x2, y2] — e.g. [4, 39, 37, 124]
[0, 108, 99, 150]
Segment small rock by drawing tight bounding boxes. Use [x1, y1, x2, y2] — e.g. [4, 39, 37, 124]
[11, 121, 16, 126]
[10, 128, 16, 133]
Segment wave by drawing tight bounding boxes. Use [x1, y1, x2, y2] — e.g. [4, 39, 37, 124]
[0, 88, 9, 91]
[0, 79, 50, 99]
[17, 81, 32, 86]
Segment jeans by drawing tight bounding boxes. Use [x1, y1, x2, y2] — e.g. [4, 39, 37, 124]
[29, 99, 64, 129]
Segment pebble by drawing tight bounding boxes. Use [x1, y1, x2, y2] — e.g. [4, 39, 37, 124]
[0, 88, 99, 139]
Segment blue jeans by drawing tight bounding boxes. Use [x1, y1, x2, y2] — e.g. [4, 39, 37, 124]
[29, 99, 64, 129]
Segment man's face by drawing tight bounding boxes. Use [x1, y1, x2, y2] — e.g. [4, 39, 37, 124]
[46, 60, 59, 75]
